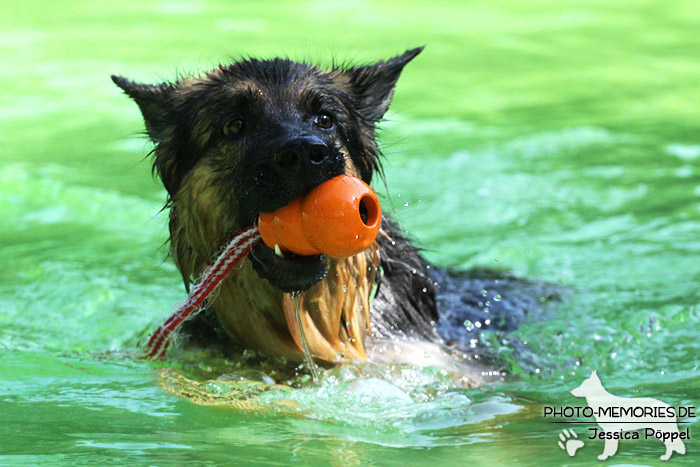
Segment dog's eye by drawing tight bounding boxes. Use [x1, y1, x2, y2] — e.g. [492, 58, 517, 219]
[314, 113, 334, 130]
[223, 119, 245, 136]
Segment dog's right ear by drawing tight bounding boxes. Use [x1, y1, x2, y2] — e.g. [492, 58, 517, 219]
[344, 47, 424, 123]
[111, 75, 175, 142]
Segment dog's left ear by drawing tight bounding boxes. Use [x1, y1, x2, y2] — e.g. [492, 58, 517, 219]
[111, 75, 175, 142]
[345, 47, 424, 122]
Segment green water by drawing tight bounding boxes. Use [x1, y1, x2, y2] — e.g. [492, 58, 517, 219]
[2, 1, 699, 465]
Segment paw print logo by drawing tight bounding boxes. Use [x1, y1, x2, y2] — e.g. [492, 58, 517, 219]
[558, 429, 584, 456]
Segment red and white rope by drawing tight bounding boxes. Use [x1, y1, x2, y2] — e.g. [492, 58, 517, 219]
[144, 225, 261, 359]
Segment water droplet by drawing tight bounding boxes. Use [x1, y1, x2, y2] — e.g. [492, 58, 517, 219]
[464, 320, 474, 331]
[403, 202, 410, 207]
[411, 268, 417, 274]
[493, 294, 502, 302]
[342, 285, 348, 292]
[422, 287, 427, 293]
[391, 241, 396, 245]
[291, 293, 320, 383]
[397, 193, 402, 198]
[481, 289, 488, 297]
[474, 321, 482, 328]
[535, 368, 541, 374]
[484, 319, 491, 325]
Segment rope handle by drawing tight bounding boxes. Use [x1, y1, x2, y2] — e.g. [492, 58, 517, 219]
[144, 226, 261, 359]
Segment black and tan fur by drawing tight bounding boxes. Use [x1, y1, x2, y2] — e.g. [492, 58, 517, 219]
[113, 49, 552, 368]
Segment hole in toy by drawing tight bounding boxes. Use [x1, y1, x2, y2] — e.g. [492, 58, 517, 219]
[358, 194, 379, 226]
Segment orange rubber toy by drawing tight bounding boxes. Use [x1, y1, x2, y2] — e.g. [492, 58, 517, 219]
[258, 175, 381, 259]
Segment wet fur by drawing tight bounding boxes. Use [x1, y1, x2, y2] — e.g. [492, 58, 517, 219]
[113, 49, 553, 369]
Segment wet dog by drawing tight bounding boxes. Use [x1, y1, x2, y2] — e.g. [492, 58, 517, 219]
[113, 48, 553, 372]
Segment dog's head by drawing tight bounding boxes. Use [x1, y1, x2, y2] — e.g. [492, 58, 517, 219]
[571, 370, 602, 398]
[113, 48, 421, 293]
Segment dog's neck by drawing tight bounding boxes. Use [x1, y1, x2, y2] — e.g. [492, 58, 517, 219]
[197, 247, 378, 363]
[281, 247, 378, 361]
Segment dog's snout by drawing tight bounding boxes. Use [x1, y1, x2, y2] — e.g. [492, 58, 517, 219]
[273, 136, 329, 173]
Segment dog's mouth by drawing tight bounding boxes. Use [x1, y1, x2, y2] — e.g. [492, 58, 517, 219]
[237, 155, 347, 293]
[250, 241, 328, 293]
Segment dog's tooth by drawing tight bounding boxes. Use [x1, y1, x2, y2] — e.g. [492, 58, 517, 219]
[274, 244, 284, 257]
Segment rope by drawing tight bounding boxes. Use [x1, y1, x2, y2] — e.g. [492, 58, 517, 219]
[144, 225, 261, 359]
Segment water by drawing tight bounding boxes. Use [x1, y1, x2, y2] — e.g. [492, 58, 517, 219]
[2, 0, 699, 465]
[291, 293, 321, 384]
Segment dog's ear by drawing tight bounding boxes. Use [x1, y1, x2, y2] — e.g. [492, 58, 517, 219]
[111, 75, 175, 142]
[345, 47, 423, 122]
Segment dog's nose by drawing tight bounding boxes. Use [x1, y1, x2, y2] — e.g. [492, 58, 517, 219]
[273, 136, 329, 174]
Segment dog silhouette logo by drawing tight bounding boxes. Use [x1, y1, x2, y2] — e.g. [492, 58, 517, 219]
[570, 371, 687, 461]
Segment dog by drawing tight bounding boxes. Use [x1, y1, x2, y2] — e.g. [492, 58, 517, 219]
[112, 48, 553, 376]
[571, 371, 686, 461]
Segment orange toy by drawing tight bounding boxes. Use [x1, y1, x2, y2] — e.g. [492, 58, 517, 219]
[258, 175, 381, 259]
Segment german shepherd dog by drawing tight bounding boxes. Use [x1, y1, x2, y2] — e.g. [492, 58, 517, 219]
[113, 48, 551, 373]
